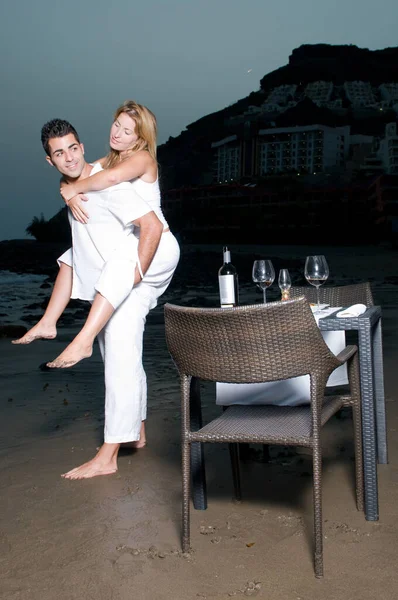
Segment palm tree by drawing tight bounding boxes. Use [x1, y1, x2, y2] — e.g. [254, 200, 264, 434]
[26, 214, 48, 241]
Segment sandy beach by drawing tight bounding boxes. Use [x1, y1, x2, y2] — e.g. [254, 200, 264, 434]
[1, 243, 398, 600]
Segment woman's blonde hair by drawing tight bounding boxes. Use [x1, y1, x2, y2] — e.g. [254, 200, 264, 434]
[103, 100, 157, 169]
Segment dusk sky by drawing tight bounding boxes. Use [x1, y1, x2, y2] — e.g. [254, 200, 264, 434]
[1, 0, 397, 241]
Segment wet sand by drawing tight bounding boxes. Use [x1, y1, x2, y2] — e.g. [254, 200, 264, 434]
[1, 244, 398, 599]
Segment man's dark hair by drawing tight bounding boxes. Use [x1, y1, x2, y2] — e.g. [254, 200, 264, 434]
[41, 119, 80, 155]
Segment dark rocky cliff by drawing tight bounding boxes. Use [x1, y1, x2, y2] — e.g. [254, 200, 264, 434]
[158, 44, 398, 190]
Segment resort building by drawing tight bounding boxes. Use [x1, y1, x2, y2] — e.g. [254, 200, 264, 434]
[260, 102, 284, 113]
[344, 81, 375, 107]
[379, 83, 398, 104]
[304, 81, 333, 105]
[377, 123, 398, 174]
[347, 134, 375, 173]
[227, 81, 398, 129]
[211, 135, 242, 182]
[326, 98, 344, 111]
[257, 124, 350, 175]
[211, 125, 353, 180]
[265, 85, 297, 106]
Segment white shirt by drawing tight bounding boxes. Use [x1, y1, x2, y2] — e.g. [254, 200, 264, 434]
[58, 163, 152, 301]
[131, 176, 168, 230]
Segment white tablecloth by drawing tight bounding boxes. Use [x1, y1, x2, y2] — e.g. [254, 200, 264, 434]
[216, 307, 348, 407]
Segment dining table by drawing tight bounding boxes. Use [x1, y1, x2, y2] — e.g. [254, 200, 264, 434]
[190, 304, 387, 522]
[318, 305, 386, 521]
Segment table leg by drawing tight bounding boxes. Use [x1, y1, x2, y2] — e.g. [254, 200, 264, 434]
[190, 377, 207, 510]
[358, 322, 379, 521]
[373, 318, 388, 464]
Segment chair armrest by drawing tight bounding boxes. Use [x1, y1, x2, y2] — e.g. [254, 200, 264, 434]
[335, 345, 357, 364]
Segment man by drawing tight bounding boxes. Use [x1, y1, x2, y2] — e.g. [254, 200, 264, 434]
[14, 119, 180, 478]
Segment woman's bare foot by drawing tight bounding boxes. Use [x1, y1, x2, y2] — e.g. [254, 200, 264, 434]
[62, 443, 119, 479]
[12, 322, 57, 345]
[46, 337, 93, 369]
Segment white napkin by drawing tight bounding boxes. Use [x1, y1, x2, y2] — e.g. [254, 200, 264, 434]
[336, 304, 367, 318]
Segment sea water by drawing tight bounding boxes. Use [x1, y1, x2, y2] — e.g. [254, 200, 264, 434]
[0, 270, 49, 325]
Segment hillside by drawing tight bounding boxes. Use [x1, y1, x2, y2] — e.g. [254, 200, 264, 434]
[157, 43, 398, 190]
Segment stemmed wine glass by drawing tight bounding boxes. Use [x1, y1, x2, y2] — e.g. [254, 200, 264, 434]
[252, 259, 275, 304]
[278, 268, 291, 301]
[304, 255, 329, 313]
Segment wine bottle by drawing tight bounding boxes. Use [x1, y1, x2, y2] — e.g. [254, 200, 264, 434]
[218, 246, 238, 308]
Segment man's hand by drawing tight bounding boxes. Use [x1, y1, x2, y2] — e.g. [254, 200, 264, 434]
[132, 211, 163, 283]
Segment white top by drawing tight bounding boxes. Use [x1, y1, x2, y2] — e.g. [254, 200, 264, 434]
[58, 163, 152, 301]
[131, 175, 168, 230]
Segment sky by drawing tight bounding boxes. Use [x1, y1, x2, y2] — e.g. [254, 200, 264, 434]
[1, 0, 398, 241]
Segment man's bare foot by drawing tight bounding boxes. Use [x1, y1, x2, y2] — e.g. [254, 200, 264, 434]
[121, 421, 147, 449]
[12, 322, 56, 345]
[121, 440, 146, 449]
[62, 443, 119, 479]
[46, 339, 93, 369]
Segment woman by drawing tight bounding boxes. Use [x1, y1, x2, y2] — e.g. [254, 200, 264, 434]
[14, 101, 180, 478]
[51, 101, 174, 368]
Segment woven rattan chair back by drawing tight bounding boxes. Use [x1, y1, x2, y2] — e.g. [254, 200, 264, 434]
[289, 282, 374, 307]
[164, 298, 340, 385]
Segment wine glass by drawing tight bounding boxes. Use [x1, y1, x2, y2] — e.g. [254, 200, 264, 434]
[304, 255, 329, 313]
[278, 268, 291, 301]
[252, 259, 275, 303]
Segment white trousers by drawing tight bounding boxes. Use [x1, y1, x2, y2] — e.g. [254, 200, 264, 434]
[96, 231, 180, 443]
[94, 234, 142, 310]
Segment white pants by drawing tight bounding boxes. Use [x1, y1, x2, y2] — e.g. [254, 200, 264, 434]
[96, 231, 179, 442]
[94, 234, 142, 310]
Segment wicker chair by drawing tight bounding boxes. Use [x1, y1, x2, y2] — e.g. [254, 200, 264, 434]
[164, 297, 364, 578]
[289, 282, 374, 307]
[241, 282, 372, 464]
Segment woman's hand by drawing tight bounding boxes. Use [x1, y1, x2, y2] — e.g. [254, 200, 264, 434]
[60, 179, 89, 223]
[66, 194, 90, 224]
[60, 181, 78, 203]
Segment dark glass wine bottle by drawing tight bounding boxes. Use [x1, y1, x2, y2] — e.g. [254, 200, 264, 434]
[218, 246, 239, 308]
